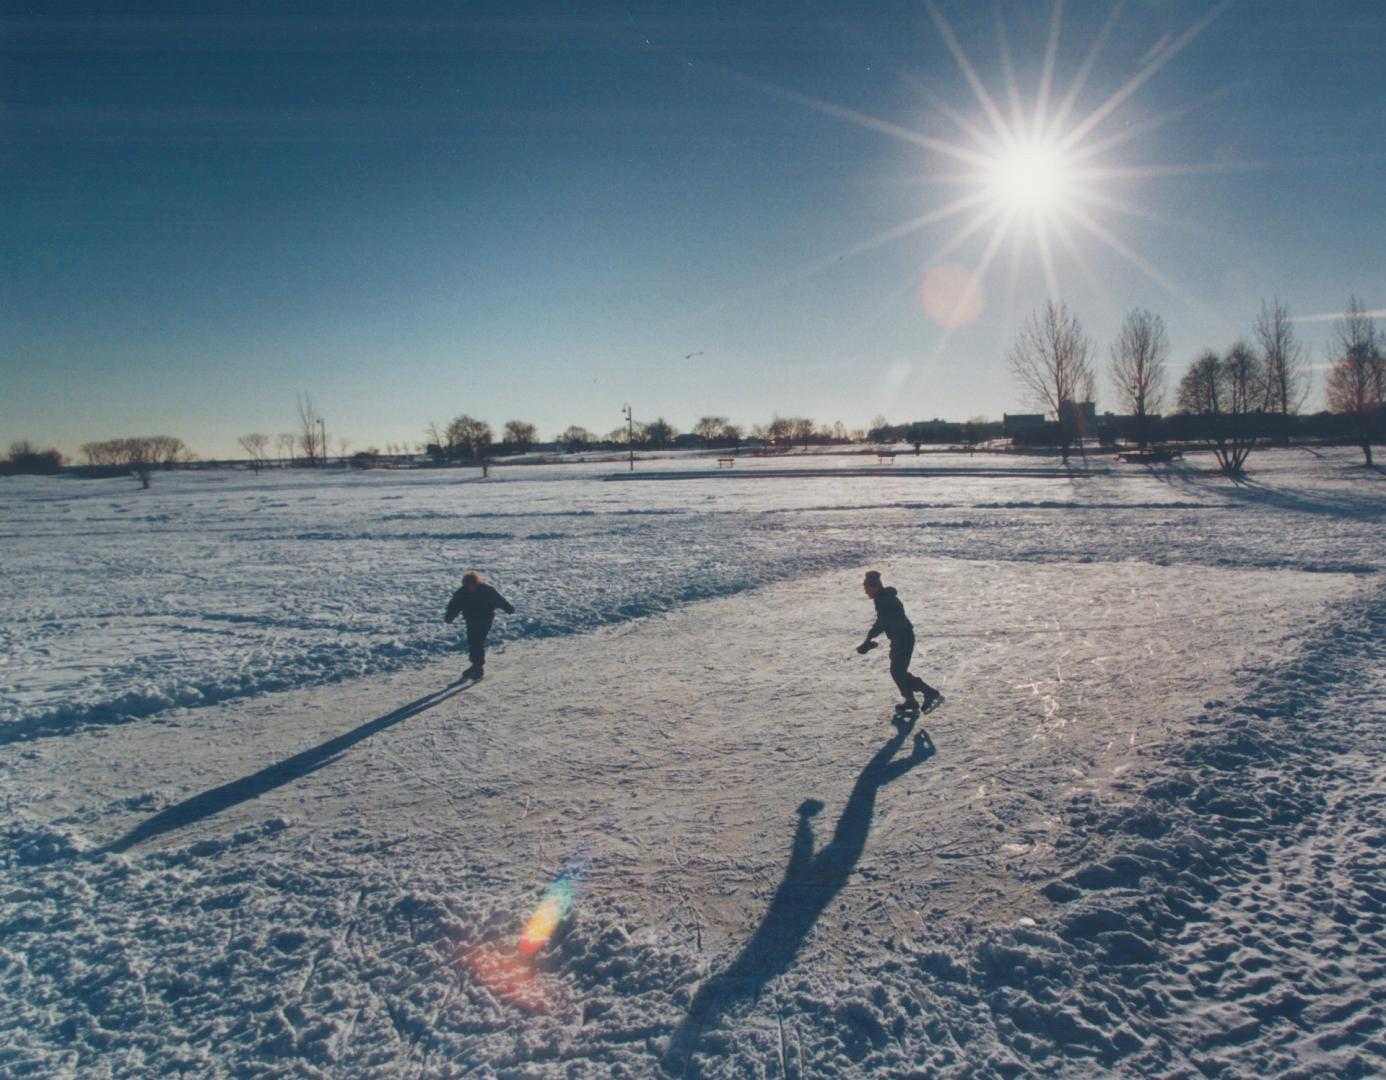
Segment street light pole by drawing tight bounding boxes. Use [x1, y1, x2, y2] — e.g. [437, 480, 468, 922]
[622, 404, 634, 472]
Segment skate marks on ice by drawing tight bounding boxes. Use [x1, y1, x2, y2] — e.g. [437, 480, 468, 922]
[102, 680, 472, 854]
[661, 721, 935, 1075]
[0, 559, 1377, 1076]
[838, 584, 1386, 1079]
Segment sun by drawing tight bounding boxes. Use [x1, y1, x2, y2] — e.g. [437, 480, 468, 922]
[718, 0, 1236, 325]
[985, 136, 1077, 219]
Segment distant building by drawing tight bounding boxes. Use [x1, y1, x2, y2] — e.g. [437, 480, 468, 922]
[1003, 413, 1046, 435]
[1059, 400, 1097, 429]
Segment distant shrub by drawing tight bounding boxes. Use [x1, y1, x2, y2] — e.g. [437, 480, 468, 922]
[2, 442, 64, 475]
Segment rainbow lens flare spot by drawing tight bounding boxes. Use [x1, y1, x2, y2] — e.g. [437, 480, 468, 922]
[517, 852, 591, 957]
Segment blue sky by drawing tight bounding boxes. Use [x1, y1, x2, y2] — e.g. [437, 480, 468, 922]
[3, 0, 1384, 460]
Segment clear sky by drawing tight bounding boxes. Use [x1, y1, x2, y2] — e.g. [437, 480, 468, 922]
[3, 1, 1384, 460]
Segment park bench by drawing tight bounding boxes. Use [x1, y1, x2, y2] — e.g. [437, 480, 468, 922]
[1117, 446, 1181, 464]
[877, 451, 896, 463]
[717, 457, 735, 468]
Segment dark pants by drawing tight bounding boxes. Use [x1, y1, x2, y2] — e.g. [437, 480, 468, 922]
[889, 633, 932, 701]
[465, 621, 491, 668]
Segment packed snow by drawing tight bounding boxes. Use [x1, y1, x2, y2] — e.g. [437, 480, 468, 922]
[2, 448, 1384, 1077]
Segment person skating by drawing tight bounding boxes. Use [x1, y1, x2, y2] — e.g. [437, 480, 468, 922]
[443, 571, 515, 680]
[856, 569, 942, 714]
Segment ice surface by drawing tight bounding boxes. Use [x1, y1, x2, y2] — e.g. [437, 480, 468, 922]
[2, 448, 1384, 1076]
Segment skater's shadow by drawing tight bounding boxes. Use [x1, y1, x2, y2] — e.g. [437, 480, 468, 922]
[661, 720, 935, 1075]
[100, 680, 470, 855]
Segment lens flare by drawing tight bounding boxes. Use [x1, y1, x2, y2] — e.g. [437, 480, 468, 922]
[518, 851, 591, 957]
[465, 946, 552, 1012]
[463, 852, 592, 1012]
[919, 263, 985, 327]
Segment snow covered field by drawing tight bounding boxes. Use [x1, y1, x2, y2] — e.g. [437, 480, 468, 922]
[2, 449, 1384, 1077]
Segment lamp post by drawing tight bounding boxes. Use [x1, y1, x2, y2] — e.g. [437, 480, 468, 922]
[622, 404, 634, 472]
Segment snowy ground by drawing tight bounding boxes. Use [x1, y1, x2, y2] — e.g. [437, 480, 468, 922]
[2, 449, 1384, 1077]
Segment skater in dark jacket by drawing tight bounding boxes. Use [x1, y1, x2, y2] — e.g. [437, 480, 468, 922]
[857, 569, 941, 714]
[444, 571, 515, 680]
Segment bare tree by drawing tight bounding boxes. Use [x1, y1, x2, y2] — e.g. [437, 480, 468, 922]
[788, 417, 816, 449]
[297, 394, 323, 466]
[559, 425, 594, 452]
[1177, 342, 1267, 475]
[83, 437, 158, 487]
[1109, 308, 1168, 448]
[1222, 340, 1267, 421]
[154, 435, 177, 467]
[146, 435, 186, 469]
[446, 415, 493, 475]
[125, 438, 156, 488]
[337, 437, 351, 463]
[1325, 296, 1385, 466]
[1009, 300, 1096, 463]
[82, 441, 118, 466]
[767, 415, 793, 447]
[693, 416, 728, 443]
[1255, 299, 1308, 447]
[1178, 351, 1221, 416]
[421, 421, 448, 462]
[78, 437, 161, 484]
[238, 433, 270, 473]
[502, 420, 537, 453]
[719, 422, 742, 445]
[643, 417, 677, 448]
[277, 433, 296, 464]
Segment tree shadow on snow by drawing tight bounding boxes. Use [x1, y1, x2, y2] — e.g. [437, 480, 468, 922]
[100, 680, 471, 855]
[661, 719, 935, 1076]
[1151, 457, 1386, 520]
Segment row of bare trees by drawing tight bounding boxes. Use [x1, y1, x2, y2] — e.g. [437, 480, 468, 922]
[1172, 297, 1382, 472]
[243, 328, 1379, 482]
[78, 436, 190, 487]
[429, 414, 869, 456]
[1006, 295, 1376, 474]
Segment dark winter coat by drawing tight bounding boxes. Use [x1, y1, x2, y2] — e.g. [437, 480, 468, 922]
[444, 583, 515, 638]
[867, 586, 913, 643]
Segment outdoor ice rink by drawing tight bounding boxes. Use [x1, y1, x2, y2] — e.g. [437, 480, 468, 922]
[4, 449, 1384, 1077]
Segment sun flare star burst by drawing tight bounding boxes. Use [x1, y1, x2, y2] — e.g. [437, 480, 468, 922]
[730, 0, 1237, 329]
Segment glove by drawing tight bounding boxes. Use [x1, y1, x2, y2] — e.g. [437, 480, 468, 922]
[856, 640, 878, 654]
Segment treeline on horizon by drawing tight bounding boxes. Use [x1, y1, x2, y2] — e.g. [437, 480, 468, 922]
[5, 297, 1383, 480]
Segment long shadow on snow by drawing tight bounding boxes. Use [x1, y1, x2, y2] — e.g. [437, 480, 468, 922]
[101, 680, 470, 854]
[1152, 457, 1386, 522]
[661, 719, 935, 1075]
